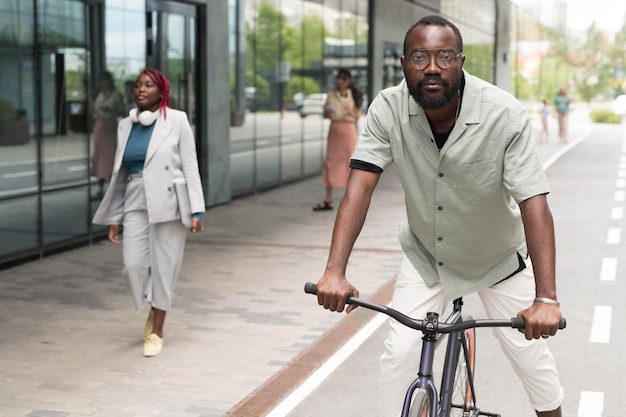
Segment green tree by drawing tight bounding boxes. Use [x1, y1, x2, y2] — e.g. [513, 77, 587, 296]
[286, 14, 325, 70]
[608, 16, 626, 95]
[571, 23, 612, 103]
[246, 0, 287, 73]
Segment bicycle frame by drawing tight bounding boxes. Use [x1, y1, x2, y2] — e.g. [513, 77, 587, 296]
[400, 298, 475, 417]
[303, 282, 565, 417]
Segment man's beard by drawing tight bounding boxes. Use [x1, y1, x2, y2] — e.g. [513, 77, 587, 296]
[407, 75, 460, 109]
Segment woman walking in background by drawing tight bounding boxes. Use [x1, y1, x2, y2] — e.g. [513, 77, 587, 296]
[93, 69, 205, 357]
[91, 71, 125, 199]
[313, 68, 364, 211]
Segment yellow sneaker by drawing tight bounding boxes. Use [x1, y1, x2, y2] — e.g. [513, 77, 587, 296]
[143, 310, 154, 340]
[143, 333, 163, 357]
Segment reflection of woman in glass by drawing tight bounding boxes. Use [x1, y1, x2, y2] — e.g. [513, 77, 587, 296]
[92, 71, 125, 199]
[313, 68, 364, 211]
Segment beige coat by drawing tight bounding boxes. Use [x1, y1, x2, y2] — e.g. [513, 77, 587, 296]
[92, 108, 205, 226]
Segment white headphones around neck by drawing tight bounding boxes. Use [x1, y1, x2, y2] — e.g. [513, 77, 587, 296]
[129, 108, 159, 126]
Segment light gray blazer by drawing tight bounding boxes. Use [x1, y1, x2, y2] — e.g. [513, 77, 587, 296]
[92, 108, 205, 226]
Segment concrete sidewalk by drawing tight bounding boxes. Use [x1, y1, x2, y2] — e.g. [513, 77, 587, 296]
[0, 115, 583, 417]
[0, 166, 406, 417]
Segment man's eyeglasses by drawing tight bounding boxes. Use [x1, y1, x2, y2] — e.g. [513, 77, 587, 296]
[404, 49, 462, 70]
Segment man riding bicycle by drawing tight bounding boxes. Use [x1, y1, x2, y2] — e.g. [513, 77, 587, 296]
[314, 15, 564, 417]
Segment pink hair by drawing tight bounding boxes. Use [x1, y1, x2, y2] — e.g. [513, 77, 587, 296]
[141, 68, 170, 119]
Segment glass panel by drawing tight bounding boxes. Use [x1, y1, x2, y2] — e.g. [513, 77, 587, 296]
[280, 0, 304, 181]
[301, 0, 327, 176]
[230, 0, 254, 194]
[43, 50, 90, 189]
[150, 6, 196, 128]
[36, 1, 91, 248]
[0, 197, 38, 258]
[42, 188, 89, 245]
[253, 0, 281, 188]
[441, 0, 496, 82]
[105, 5, 146, 85]
[0, 3, 37, 259]
[38, 0, 84, 48]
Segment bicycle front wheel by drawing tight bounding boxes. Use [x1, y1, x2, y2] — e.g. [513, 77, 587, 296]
[408, 389, 431, 417]
[449, 322, 476, 417]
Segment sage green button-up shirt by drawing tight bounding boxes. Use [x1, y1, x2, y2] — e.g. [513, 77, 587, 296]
[352, 71, 550, 300]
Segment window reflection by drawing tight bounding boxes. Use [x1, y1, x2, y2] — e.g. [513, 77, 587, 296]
[228, 0, 370, 195]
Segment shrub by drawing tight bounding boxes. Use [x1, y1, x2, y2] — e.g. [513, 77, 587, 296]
[590, 109, 623, 124]
[0, 99, 18, 123]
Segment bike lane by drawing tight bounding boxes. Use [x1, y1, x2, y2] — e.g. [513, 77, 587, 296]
[250, 117, 626, 417]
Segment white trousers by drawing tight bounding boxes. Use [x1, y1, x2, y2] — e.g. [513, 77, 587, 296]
[379, 255, 564, 417]
[122, 173, 188, 311]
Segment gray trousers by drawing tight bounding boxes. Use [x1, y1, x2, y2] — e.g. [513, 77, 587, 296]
[122, 173, 188, 311]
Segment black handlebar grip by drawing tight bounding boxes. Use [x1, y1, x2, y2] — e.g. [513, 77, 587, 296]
[511, 317, 567, 329]
[304, 282, 318, 295]
[511, 317, 525, 329]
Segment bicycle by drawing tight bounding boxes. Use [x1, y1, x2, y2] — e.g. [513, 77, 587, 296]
[304, 282, 566, 417]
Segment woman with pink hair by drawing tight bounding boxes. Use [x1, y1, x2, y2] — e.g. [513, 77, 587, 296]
[93, 69, 205, 357]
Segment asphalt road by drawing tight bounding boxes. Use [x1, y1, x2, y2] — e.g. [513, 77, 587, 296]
[278, 119, 626, 417]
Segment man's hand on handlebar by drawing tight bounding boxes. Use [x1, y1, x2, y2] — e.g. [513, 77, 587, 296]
[516, 302, 563, 341]
[316, 274, 359, 314]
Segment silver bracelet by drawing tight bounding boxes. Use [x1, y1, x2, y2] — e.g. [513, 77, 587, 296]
[534, 297, 560, 307]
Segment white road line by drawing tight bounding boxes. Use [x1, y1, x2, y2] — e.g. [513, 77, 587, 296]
[615, 190, 625, 201]
[265, 313, 388, 417]
[610, 207, 623, 219]
[578, 391, 604, 417]
[617, 179, 626, 188]
[2, 170, 36, 179]
[543, 128, 592, 170]
[599, 258, 617, 281]
[606, 228, 621, 244]
[589, 306, 612, 343]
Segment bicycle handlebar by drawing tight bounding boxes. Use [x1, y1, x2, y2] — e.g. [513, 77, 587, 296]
[304, 282, 566, 333]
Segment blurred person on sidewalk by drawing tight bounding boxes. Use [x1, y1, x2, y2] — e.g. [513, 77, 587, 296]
[91, 71, 125, 199]
[92, 69, 205, 357]
[554, 87, 572, 143]
[313, 68, 364, 211]
[312, 15, 564, 417]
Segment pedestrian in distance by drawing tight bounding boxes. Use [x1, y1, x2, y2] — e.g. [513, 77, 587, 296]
[293, 89, 304, 115]
[91, 71, 125, 199]
[313, 15, 564, 417]
[92, 68, 205, 357]
[554, 86, 572, 143]
[313, 68, 364, 211]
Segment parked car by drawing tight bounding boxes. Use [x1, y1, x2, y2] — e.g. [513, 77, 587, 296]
[613, 94, 626, 115]
[299, 93, 327, 118]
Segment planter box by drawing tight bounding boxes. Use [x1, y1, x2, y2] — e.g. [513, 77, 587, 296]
[0, 118, 29, 145]
[231, 110, 245, 127]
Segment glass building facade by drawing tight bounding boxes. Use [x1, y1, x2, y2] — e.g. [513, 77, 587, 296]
[0, 0, 506, 268]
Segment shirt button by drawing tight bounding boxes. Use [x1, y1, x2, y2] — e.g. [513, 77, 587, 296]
[437, 237, 443, 241]
[438, 173, 444, 177]
[438, 262, 443, 266]
[437, 206, 443, 211]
